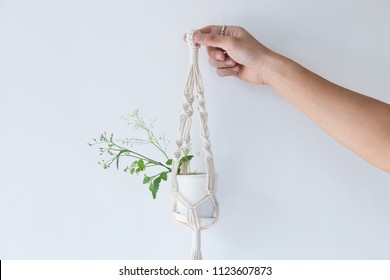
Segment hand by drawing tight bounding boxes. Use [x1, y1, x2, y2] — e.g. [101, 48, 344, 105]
[185, 26, 390, 173]
[192, 25, 276, 85]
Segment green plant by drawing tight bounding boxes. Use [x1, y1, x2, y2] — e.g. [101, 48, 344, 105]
[89, 109, 193, 199]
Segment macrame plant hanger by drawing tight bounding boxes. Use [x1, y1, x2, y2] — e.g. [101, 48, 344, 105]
[171, 30, 219, 260]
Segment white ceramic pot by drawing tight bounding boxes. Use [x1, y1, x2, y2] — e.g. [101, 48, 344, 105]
[175, 173, 217, 218]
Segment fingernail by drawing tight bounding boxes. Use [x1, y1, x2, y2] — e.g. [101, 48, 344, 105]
[215, 52, 223, 60]
[193, 33, 201, 41]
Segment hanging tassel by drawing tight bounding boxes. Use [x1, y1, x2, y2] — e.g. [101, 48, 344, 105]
[191, 230, 202, 260]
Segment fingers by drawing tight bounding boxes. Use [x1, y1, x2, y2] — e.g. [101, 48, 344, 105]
[194, 25, 239, 49]
[216, 65, 240, 77]
[182, 25, 240, 78]
[197, 25, 224, 36]
[183, 31, 231, 49]
[207, 46, 224, 60]
[207, 46, 237, 77]
[183, 25, 233, 57]
[209, 53, 236, 68]
[197, 25, 235, 36]
[193, 32, 233, 50]
[209, 47, 239, 77]
[183, 25, 233, 43]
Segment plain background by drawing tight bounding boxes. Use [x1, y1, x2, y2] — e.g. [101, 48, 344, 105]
[1, 0, 389, 259]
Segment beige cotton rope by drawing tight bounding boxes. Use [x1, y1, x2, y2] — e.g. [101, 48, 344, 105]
[171, 30, 219, 260]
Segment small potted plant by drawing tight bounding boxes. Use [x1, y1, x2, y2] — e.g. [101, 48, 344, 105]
[90, 109, 206, 202]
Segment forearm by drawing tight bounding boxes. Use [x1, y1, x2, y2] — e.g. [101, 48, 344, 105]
[265, 54, 390, 172]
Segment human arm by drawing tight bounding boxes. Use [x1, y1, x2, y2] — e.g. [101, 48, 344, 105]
[193, 25, 390, 173]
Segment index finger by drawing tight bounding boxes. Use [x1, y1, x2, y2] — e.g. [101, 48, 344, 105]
[182, 26, 222, 42]
[197, 25, 233, 36]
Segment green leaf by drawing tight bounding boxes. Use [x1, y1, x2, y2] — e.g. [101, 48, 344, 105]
[166, 159, 173, 165]
[160, 172, 168, 181]
[149, 177, 161, 199]
[143, 175, 151, 184]
[130, 168, 135, 174]
[177, 154, 194, 174]
[109, 133, 114, 142]
[180, 155, 194, 163]
[154, 177, 161, 186]
[137, 159, 145, 171]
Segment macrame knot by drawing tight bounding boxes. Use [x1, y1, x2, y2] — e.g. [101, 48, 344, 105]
[185, 107, 193, 117]
[197, 98, 205, 107]
[203, 140, 211, 151]
[199, 111, 207, 118]
[179, 114, 187, 123]
[174, 150, 181, 159]
[184, 95, 195, 104]
[182, 147, 189, 155]
[176, 139, 183, 147]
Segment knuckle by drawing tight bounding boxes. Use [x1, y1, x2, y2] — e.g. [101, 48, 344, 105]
[236, 26, 245, 32]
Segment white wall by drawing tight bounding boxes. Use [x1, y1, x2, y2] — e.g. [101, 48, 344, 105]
[1, 0, 389, 259]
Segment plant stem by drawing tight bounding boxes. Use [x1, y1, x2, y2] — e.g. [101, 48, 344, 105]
[109, 142, 171, 171]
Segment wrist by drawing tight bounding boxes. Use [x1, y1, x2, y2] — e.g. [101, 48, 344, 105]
[261, 52, 294, 87]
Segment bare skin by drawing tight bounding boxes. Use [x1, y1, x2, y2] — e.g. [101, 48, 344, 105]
[191, 25, 390, 173]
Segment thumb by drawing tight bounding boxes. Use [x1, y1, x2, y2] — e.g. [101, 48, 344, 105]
[194, 32, 232, 50]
